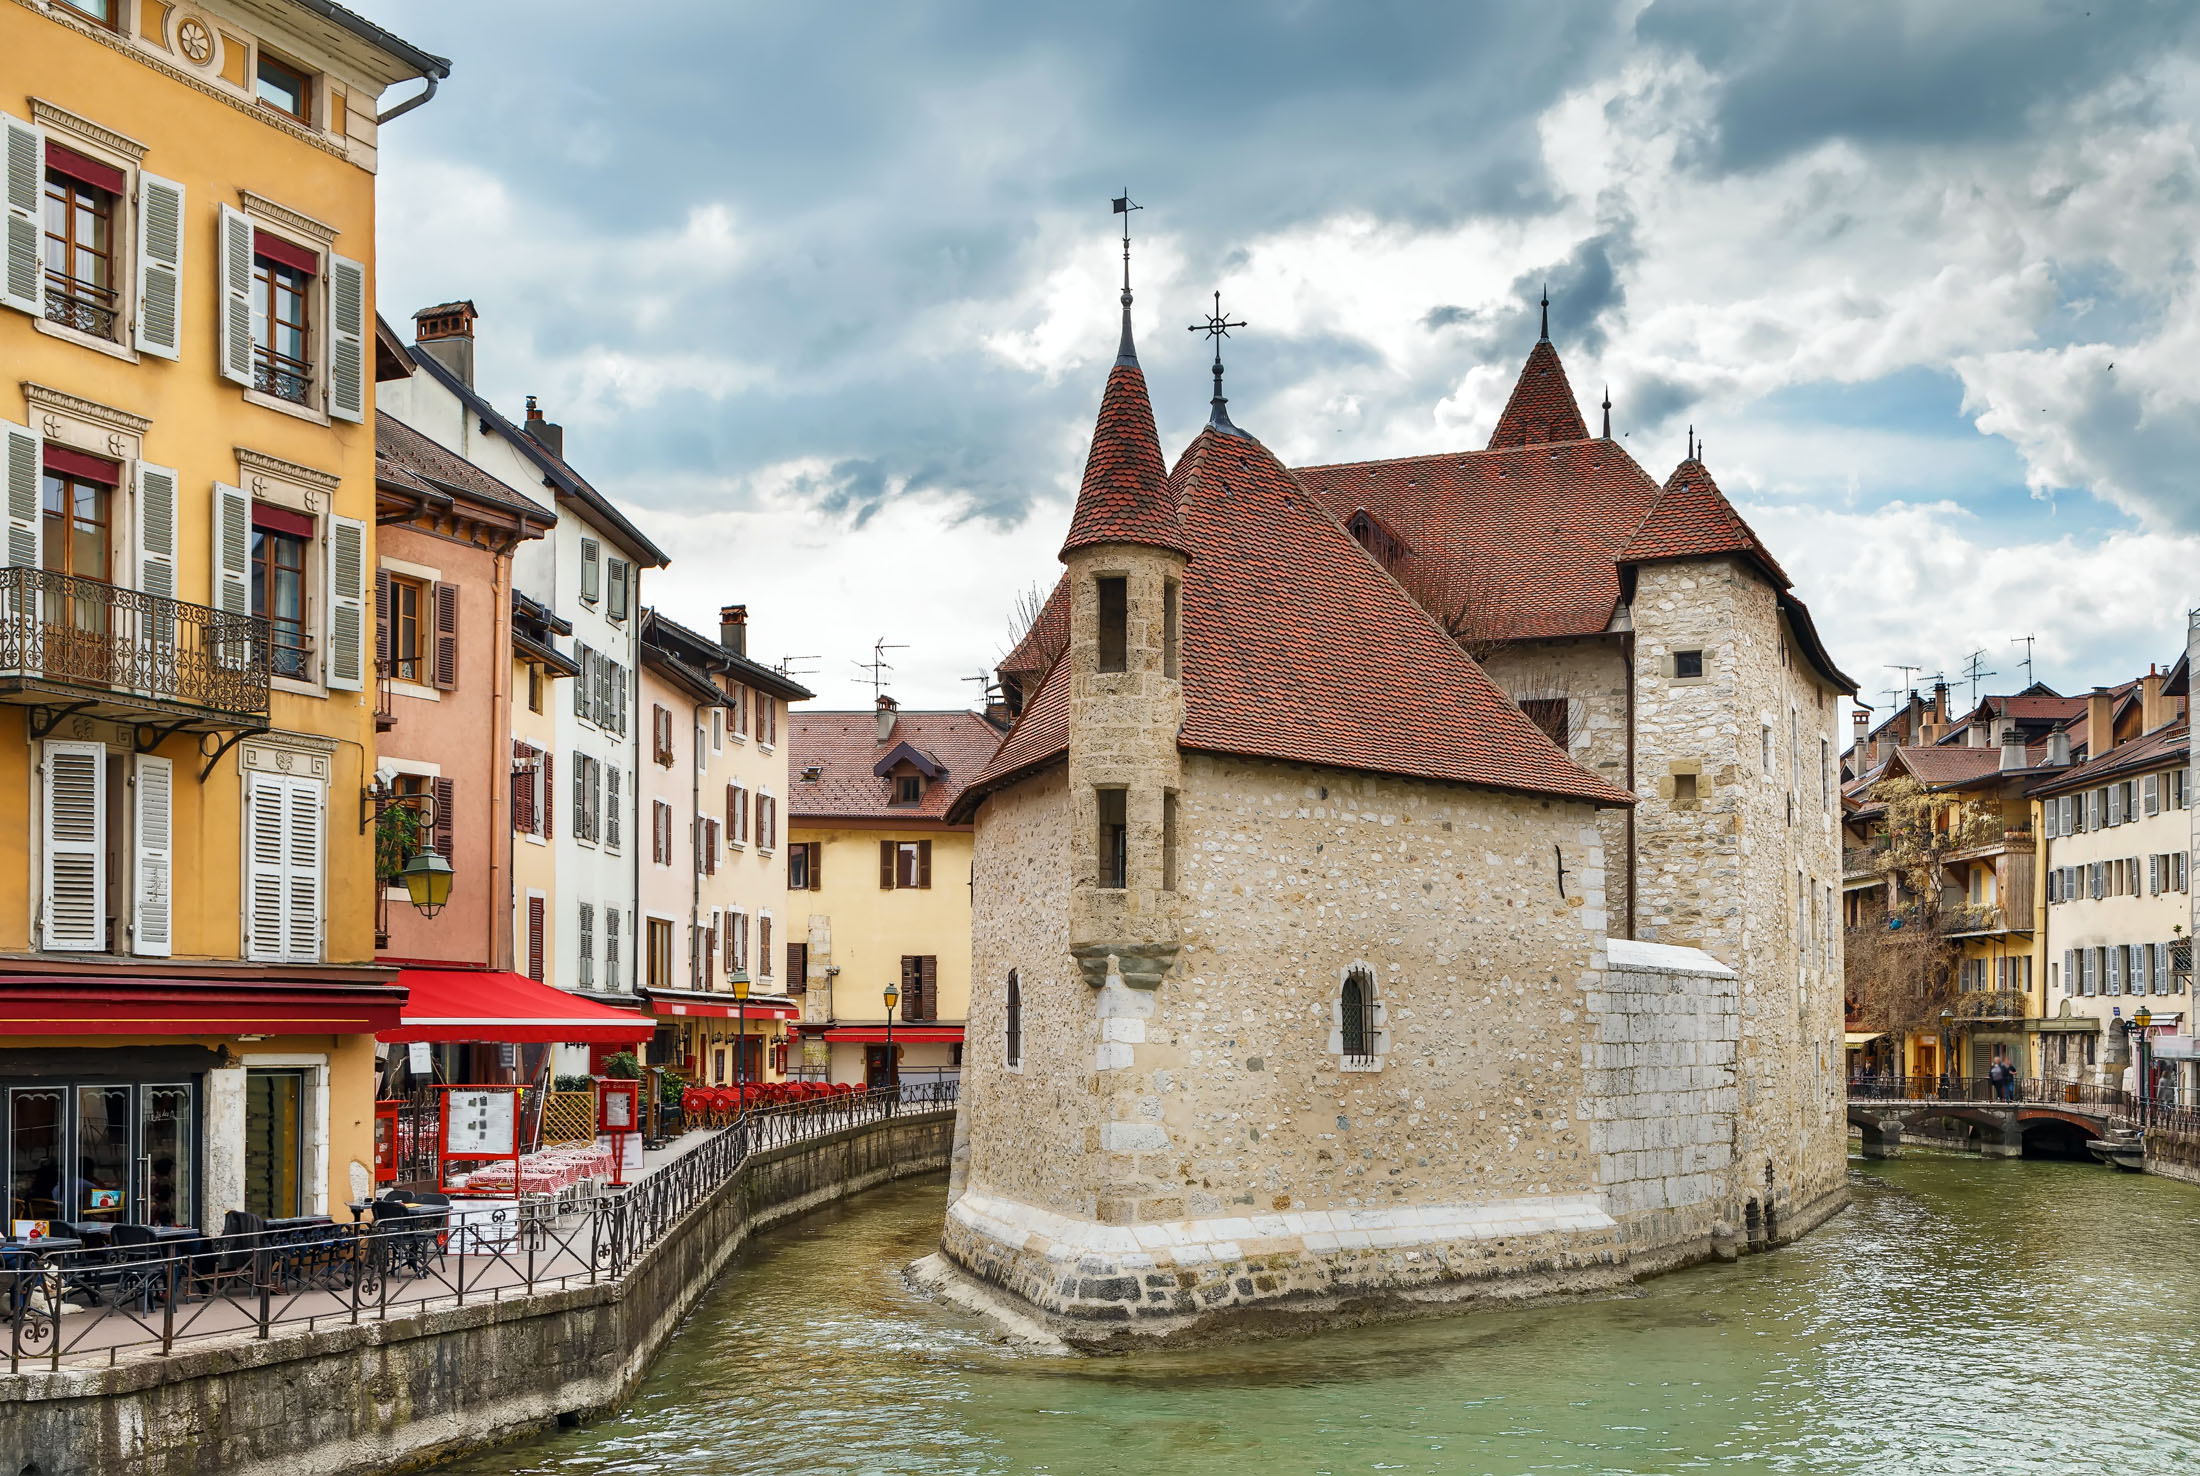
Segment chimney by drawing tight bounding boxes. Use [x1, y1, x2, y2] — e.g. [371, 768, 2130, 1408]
[523, 395, 564, 461]
[2087, 686, 2115, 758]
[2046, 728, 2072, 767]
[1850, 705, 1871, 762]
[2141, 665, 2167, 732]
[412, 300, 477, 388]
[1967, 720, 1989, 748]
[719, 604, 748, 658]
[1998, 719, 2028, 773]
[875, 693, 898, 744]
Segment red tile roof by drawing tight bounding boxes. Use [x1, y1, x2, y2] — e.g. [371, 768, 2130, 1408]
[376, 411, 548, 519]
[788, 710, 1004, 823]
[2030, 717, 2189, 797]
[957, 418, 1636, 815]
[1618, 458, 1790, 588]
[1059, 358, 1187, 559]
[1487, 339, 1589, 449]
[1883, 744, 2023, 788]
[1298, 438, 1662, 642]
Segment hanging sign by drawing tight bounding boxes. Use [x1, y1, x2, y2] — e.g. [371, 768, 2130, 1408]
[408, 1041, 432, 1075]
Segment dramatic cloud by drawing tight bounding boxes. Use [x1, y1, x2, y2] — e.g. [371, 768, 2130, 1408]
[368, 0, 2200, 708]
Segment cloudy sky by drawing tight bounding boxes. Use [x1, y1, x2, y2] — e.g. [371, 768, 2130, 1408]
[369, 0, 2200, 716]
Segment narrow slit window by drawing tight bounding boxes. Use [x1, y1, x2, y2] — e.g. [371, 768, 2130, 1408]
[1005, 970, 1022, 1067]
[1341, 970, 1374, 1065]
[1162, 578, 1180, 679]
[1096, 576, 1127, 673]
[1161, 790, 1179, 893]
[1097, 787, 1128, 889]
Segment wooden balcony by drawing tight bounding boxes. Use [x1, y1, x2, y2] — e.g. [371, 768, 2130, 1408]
[0, 568, 270, 734]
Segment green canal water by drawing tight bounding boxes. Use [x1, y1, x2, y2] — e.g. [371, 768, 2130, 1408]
[445, 1156, 2200, 1475]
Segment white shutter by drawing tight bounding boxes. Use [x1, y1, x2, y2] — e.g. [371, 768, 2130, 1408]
[42, 741, 105, 951]
[2144, 774, 2160, 815]
[212, 482, 251, 614]
[1, 420, 39, 579]
[217, 205, 254, 385]
[1, 114, 42, 317]
[134, 172, 185, 359]
[327, 253, 367, 422]
[135, 461, 177, 600]
[133, 754, 172, 957]
[326, 515, 367, 690]
[245, 773, 286, 960]
[2150, 855, 2162, 895]
[284, 779, 324, 961]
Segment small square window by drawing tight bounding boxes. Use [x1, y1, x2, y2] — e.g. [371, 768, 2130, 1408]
[257, 52, 313, 123]
[1674, 649, 1704, 679]
[894, 775, 922, 804]
[55, 0, 118, 29]
[1673, 772, 1699, 806]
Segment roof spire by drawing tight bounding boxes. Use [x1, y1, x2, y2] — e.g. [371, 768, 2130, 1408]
[1111, 191, 1142, 367]
[1539, 284, 1551, 342]
[1189, 289, 1248, 436]
[1601, 384, 1611, 440]
[1687, 424, 1695, 461]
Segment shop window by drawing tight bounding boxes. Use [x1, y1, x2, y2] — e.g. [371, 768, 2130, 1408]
[243, 1069, 304, 1219]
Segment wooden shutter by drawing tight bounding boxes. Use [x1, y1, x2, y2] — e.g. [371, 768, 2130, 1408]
[705, 818, 719, 874]
[512, 751, 535, 834]
[327, 253, 367, 421]
[431, 580, 459, 689]
[541, 752, 553, 839]
[759, 915, 772, 979]
[432, 777, 455, 856]
[42, 741, 105, 951]
[573, 645, 590, 718]
[1, 420, 41, 570]
[2145, 774, 2160, 815]
[527, 896, 545, 980]
[881, 839, 894, 889]
[211, 483, 250, 615]
[245, 772, 286, 960]
[217, 204, 254, 385]
[787, 941, 807, 995]
[284, 778, 324, 962]
[572, 753, 586, 837]
[606, 764, 620, 848]
[326, 516, 367, 690]
[921, 955, 937, 1021]
[132, 754, 172, 957]
[135, 461, 178, 602]
[1, 114, 42, 317]
[917, 838, 932, 888]
[726, 783, 738, 844]
[134, 172, 185, 359]
[608, 559, 628, 621]
[809, 839, 822, 890]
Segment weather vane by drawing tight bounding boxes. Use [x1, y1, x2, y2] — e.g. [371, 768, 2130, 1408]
[1111, 191, 1141, 299]
[1188, 290, 1247, 429]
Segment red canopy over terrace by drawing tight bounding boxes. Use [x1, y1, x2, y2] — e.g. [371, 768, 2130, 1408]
[0, 977, 405, 1036]
[813, 1025, 965, 1044]
[382, 968, 654, 1044]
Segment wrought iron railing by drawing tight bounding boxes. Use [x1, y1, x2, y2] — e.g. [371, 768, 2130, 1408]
[1848, 1075, 2125, 1108]
[253, 349, 311, 405]
[43, 276, 118, 340]
[1, 1083, 951, 1371]
[0, 568, 269, 719]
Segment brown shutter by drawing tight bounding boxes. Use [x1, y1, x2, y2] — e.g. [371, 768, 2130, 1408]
[726, 783, 738, 842]
[901, 956, 917, 1019]
[880, 839, 894, 889]
[433, 777, 455, 855]
[431, 582, 459, 689]
[920, 955, 937, 1021]
[707, 819, 719, 874]
[527, 895, 545, 980]
[810, 840, 822, 890]
[541, 752, 553, 839]
[917, 839, 932, 889]
[374, 568, 391, 674]
[759, 915, 772, 977]
[787, 942, 807, 996]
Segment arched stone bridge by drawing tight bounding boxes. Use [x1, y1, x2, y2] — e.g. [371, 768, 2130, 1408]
[1846, 1092, 2112, 1158]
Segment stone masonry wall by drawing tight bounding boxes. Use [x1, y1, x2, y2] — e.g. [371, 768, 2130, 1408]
[1630, 557, 1847, 1245]
[1478, 636, 1632, 933]
[1, 1113, 954, 1476]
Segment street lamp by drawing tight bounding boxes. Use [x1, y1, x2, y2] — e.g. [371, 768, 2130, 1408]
[397, 848, 454, 919]
[882, 979, 899, 1108]
[1939, 1008, 1955, 1099]
[2133, 1004, 2154, 1120]
[731, 969, 751, 1118]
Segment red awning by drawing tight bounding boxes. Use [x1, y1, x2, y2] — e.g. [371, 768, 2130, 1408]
[816, 1025, 964, 1044]
[651, 997, 800, 1021]
[382, 969, 654, 1044]
[0, 978, 404, 1037]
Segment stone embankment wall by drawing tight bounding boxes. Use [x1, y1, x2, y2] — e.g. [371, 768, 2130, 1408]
[0, 1111, 954, 1476]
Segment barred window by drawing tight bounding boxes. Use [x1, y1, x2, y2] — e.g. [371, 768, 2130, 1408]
[1341, 969, 1374, 1065]
[1005, 970, 1022, 1068]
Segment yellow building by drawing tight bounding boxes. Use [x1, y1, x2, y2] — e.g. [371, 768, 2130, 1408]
[786, 699, 1002, 1089]
[0, 0, 443, 1231]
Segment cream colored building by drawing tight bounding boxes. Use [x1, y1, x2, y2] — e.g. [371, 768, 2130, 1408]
[786, 700, 1001, 1089]
[635, 607, 811, 1085]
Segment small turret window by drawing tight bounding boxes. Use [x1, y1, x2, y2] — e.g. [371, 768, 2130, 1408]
[1005, 970, 1023, 1068]
[1674, 649, 1704, 679]
[1162, 578, 1180, 678]
[1161, 790, 1179, 893]
[1097, 576, 1128, 673]
[1097, 787, 1128, 889]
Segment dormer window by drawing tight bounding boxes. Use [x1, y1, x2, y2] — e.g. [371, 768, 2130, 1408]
[894, 774, 922, 804]
[256, 52, 313, 124]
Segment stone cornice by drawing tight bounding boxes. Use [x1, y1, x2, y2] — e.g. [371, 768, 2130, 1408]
[239, 190, 339, 246]
[30, 97, 150, 162]
[236, 446, 341, 492]
[22, 382, 154, 437]
[15, 0, 351, 163]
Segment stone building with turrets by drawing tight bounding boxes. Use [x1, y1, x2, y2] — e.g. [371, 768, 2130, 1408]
[932, 274, 1854, 1347]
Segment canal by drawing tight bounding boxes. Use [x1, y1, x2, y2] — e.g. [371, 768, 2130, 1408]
[444, 1155, 2200, 1475]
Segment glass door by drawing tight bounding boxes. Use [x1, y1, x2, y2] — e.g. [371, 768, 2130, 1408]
[243, 1069, 304, 1219]
[7, 1087, 66, 1232]
[74, 1085, 131, 1223]
[139, 1085, 191, 1227]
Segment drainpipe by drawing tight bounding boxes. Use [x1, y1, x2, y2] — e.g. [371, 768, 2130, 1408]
[374, 74, 439, 126]
[489, 548, 510, 971]
[1623, 628, 1637, 939]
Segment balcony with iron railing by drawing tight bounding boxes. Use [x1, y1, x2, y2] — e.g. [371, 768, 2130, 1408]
[1945, 821, 2034, 864]
[0, 569, 269, 729]
[1938, 901, 2032, 938]
[44, 271, 119, 341]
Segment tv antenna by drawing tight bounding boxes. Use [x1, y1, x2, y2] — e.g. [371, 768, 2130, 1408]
[1886, 663, 1923, 698]
[961, 670, 1001, 707]
[2009, 634, 2037, 686]
[1960, 649, 1996, 708]
[775, 654, 819, 680]
[853, 638, 907, 700]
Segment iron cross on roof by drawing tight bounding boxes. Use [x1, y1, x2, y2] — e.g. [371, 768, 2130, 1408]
[1189, 291, 1247, 431]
